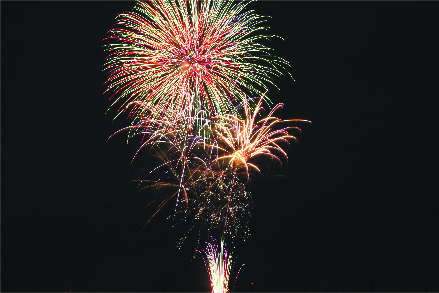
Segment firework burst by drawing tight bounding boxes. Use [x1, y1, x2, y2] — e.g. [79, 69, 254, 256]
[103, 0, 290, 134]
[211, 97, 311, 178]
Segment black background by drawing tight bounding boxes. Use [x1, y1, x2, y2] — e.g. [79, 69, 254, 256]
[2, 1, 438, 292]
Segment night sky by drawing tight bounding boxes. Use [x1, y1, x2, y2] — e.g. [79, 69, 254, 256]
[2, 1, 438, 292]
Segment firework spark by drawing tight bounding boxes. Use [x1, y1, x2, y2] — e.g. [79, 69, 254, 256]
[103, 0, 290, 134]
[199, 237, 235, 293]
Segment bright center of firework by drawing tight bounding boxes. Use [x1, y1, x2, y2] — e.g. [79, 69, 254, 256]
[180, 61, 191, 73]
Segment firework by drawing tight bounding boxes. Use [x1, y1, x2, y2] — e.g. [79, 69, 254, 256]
[128, 98, 309, 244]
[132, 130, 253, 242]
[199, 237, 235, 293]
[103, 0, 290, 135]
[103, 1, 311, 292]
[210, 97, 311, 178]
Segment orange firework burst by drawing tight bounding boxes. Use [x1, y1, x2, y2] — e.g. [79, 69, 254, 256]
[210, 98, 311, 178]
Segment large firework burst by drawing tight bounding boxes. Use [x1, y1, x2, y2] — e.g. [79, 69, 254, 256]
[103, 0, 290, 134]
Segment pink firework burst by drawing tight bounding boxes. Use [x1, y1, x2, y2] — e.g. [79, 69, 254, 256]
[103, 0, 290, 134]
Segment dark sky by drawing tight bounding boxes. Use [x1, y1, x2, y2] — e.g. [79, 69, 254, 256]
[2, 1, 438, 292]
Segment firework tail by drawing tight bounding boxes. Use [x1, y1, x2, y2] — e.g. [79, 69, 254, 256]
[199, 237, 234, 293]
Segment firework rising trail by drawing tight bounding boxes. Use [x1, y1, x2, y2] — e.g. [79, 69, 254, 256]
[199, 237, 236, 293]
[103, 0, 290, 136]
